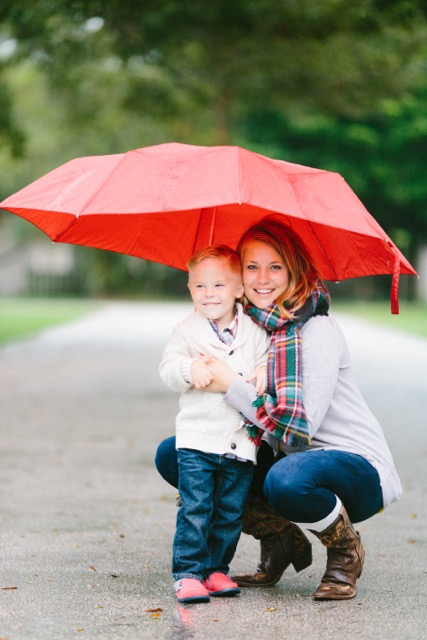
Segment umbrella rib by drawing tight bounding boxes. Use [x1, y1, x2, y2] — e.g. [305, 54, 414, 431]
[304, 219, 339, 281]
[283, 171, 340, 281]
[194, 207, 217, 252]
[71, 151, 134, 216]
[54, 215, 80, 242]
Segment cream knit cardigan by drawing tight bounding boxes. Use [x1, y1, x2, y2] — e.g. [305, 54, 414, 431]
[159, 303, 269, 463]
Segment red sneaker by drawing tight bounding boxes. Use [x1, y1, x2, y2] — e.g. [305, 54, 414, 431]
[175, 578, 210, 604]
[204, 573, 241, 597]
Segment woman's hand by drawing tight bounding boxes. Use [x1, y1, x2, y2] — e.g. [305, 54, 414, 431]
[200, 355, 237, 393]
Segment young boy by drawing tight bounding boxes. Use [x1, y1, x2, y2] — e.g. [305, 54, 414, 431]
[159, 245, 269, 604]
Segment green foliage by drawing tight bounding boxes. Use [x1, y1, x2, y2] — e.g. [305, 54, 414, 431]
[0, 296, 99, 345]
[334, 300, 427, 338]
[2, 0, 427, 142]
[0, 0, 426, 297]
[237, 72, 427, 257]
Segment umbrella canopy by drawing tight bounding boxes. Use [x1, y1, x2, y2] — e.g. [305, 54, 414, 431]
[0, 142, 417, 312]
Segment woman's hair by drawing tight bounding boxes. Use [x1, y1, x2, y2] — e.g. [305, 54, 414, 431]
[187, 244, 242, 278]
[237, 215, 321, 316]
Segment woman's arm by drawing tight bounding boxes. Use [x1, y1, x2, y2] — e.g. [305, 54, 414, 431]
[203, 357, 267, 429]
[301, 316, 343, 436]
[225, 374, 266, 428]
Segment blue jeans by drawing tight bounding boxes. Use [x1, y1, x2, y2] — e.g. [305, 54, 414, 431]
[155, 437, 383, 525]
[172, 448, 253, 581]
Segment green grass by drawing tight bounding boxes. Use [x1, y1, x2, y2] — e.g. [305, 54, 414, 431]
[0, 297, 100, 346]
[1, 297, 426, 347]
[333, 300, 427, 339]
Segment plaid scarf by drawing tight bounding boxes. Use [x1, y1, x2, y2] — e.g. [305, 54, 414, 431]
[244, 281, 330, 450]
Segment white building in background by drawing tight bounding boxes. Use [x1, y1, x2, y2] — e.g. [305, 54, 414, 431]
[0, 240, 75, 295]
[417, 246, 427, 303]
[0, 231, 424, 301]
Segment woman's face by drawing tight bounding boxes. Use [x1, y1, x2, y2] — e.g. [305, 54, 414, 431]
[242, 240, 290, 309]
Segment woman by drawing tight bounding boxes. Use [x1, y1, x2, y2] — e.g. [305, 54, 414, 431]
[155, 215, 401, 600]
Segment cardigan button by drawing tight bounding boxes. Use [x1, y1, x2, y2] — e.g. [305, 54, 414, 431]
[230, 442, 237, 450]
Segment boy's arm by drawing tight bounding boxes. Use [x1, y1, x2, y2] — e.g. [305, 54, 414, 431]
[159, 328, 196, 392]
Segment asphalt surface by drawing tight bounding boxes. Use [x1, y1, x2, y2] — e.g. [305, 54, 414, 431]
[0, 301, 426, 640]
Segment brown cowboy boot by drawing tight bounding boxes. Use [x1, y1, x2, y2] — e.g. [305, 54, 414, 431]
[310, 505, 365, 600]
[231, 495, 312, 587]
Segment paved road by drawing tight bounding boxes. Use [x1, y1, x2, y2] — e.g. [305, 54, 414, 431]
[0, 301, 426, 639]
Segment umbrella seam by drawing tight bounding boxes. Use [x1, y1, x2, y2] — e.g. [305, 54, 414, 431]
[68, 151, 132, 216]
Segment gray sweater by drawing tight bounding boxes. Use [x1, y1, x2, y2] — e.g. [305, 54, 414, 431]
[225, 314, 402, 509]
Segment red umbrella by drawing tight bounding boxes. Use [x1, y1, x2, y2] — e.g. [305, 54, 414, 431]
[0, 142, 417, 312]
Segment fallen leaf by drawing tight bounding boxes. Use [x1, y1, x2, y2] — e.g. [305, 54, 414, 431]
[145, 608, 163, 613]
[266, 607, 278, 612]
[151, 613, 161, 619]
[89, 565, 97, 571]
[1, 586, 18, 591]
[111, 574, 119, 578]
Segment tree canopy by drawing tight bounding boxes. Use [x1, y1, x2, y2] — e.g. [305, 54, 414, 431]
[0, 0, 426, 296]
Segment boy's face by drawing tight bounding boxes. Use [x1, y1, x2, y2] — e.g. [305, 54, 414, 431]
[188, 257, 244, 329]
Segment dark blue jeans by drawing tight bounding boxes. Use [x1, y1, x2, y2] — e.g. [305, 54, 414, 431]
[172, 448, 253, 581]
[155, 437, 383, 525]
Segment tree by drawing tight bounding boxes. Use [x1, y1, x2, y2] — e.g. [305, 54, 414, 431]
[0, 1, 426, 296]
[1, 0, 427, 143]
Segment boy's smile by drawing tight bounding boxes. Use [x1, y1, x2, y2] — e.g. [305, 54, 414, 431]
[188, 257, 244, 330]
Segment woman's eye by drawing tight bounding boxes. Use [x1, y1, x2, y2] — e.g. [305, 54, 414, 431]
[246, 264, 257, 270]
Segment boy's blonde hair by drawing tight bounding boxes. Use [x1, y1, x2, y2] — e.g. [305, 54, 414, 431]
[237, 215, 320, 317]
[187, 244, 242, 277]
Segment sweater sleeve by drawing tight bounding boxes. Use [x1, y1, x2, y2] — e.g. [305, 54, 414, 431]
[300, 316, 343, 436]
[225, 316, 344, 438]
[159, 326, 196, 392]
[225, 375, 265, 428]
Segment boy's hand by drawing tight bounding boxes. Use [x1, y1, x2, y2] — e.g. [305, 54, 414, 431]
[247, 365, 267, 396]
[191, 359, 213, 389]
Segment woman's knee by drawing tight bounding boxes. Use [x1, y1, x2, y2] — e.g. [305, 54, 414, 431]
[154, 436, 178, 488]
[264, 461, 301, 512]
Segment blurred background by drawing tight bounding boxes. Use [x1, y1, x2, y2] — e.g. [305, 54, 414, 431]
[0, 1, 426, 305]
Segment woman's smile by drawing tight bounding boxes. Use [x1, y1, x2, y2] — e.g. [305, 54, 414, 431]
[242, 240, 289, 309]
